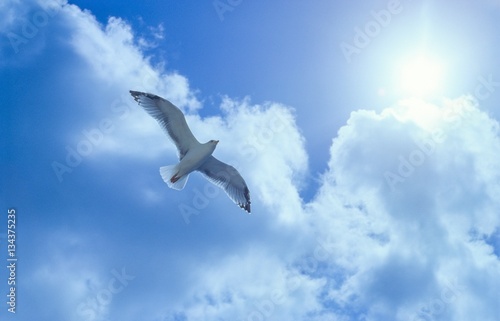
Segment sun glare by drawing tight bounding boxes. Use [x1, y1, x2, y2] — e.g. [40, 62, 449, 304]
[397, 54, 445, 97]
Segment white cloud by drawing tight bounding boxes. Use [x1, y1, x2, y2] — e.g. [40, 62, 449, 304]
[0, 0, 24, 32]
[62, 4, 199, 111]
[151, 97, 499, 321]
[162, 247, 328, 321]
[309, 97, 500, 320]
[211, 96, 308, 223]
[137, 23, 165, 49]
[0, 0, 66, 63]
[35, 2, 203, 164]
[28, 230, 108, 321]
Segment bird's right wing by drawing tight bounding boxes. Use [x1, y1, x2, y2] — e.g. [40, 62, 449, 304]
[130, 90, 200, 159]
[197, 156, 251, 213]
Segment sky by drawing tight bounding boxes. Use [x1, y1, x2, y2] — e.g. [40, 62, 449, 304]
[1, 0, 500, 320]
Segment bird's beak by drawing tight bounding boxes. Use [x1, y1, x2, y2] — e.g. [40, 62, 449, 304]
[215, 140, 219, 144]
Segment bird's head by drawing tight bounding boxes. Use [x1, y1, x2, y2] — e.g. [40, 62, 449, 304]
[207, 139, 219, 150]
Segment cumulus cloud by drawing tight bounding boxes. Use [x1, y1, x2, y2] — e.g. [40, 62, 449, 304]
[163, 247, 326, 321]
[310, 97, 500, 320]
[28, 230, 108, 320]
[62, 4, 199, 110]
[153, 97, 500, 321]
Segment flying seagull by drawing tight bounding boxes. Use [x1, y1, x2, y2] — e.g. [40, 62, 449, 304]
[130, 90, 251, 213]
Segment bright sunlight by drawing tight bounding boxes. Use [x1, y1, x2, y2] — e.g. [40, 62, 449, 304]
[397, 53, 445, 97]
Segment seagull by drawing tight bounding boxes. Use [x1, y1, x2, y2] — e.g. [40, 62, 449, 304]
[130, 90, 251, 213]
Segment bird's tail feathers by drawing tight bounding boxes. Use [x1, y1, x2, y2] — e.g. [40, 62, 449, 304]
[160, 165, 189, 190]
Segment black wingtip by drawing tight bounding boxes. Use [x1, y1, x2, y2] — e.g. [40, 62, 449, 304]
[239, 201, 251, 214]
[242, 187, 251, 214]
[129, 90, 142, 102]
[130, 90, 162, 103]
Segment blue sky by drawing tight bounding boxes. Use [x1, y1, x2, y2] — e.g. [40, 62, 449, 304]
[1, 0, 500, 320]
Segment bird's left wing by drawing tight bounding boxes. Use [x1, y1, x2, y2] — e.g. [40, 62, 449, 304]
[197, 156, 251, 213]
[130, 90, 200, 159]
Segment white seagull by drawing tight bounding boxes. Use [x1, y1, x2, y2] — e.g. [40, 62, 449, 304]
[130, 90, 251, 213]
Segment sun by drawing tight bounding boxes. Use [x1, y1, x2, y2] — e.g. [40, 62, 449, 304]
[397, 53, 445, 97]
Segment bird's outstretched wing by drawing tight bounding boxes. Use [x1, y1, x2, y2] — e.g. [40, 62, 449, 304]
[197, 156, 251, 213]
[130, 90, 200, 159]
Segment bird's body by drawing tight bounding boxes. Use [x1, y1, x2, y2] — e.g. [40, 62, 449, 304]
[130, 90, 251, 213]
[173, 142, 217, 181]
[160, 140, 217, 189]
